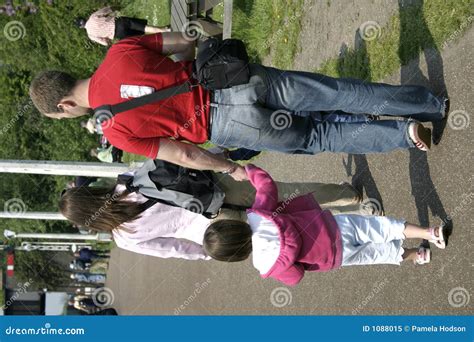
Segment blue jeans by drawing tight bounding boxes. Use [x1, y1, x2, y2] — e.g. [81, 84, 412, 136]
[209, 64, 445, 154]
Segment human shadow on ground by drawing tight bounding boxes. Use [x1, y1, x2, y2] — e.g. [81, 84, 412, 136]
[337, 32, 384, 213]
[398, 0, 451, 241]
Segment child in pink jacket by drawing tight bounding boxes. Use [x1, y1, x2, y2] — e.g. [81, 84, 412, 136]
[203, 165, 446, 286]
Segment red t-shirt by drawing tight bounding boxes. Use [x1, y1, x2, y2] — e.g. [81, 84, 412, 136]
[88, 33, 210, 158]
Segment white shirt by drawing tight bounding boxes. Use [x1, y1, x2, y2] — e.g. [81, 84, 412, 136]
[248, 212, 280, 274]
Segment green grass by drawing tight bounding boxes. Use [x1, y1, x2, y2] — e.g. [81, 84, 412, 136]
[119, 0, 170, 26]
[122, 0, 304, 69]
[317, 0, 473, 80]
[122, 152, 148, 164]
[212, 0, 303, 69]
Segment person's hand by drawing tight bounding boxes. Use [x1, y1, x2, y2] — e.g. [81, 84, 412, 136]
[229, 165, 248, 181]
[85, 119, 96, 134]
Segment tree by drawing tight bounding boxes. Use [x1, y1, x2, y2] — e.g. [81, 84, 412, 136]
[14, 250, 70, 289]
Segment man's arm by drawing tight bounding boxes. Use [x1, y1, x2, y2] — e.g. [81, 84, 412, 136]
[157, 138, 248, 181]
[111, 32, 196, 60]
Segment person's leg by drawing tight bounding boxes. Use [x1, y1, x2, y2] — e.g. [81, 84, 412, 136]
[212, 207, 247, 223]
[339, 220, 445, 245]
[262, 65, 445, 120]
[341, 240, 405, 266]
[216, 174, 361, 208]
[334, 214, 406, 244]
[321, 111, 372, 123]
[210, 65, 418, 154]
[296, 110, 371, 123]
[402, 248, 419, 262]
[276, 182, 361, 207]
[337, 218, 405, 266]
[310, 120, 417, 154]
[144, 25, 171, 34]
[210, 103, 415, 154]
[213, 174, 257, 207]
[227, 148, 261, 161]
[403, 222, 445, 248]
[403, 222, 433, 239]
[114, 17, 149, 39]
[322, 203, 381, 215]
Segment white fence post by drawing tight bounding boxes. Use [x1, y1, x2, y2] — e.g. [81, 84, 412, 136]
[0, 160, 142, 178]
[0, 159, 144, 221]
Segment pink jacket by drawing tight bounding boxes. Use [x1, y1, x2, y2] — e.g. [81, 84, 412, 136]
[246, 165, 342, 286]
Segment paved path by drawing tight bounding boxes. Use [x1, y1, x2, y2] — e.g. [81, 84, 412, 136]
[106, 20, 473, 315]
[290, 0, 399, 71]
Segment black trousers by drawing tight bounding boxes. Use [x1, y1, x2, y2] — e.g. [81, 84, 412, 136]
[114, 17, 147, 39]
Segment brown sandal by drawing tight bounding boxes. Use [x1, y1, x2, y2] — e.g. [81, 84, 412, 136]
[409, 123, 432, 151]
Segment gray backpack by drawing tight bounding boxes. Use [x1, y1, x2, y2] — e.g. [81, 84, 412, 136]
[118, 159, 244, 218]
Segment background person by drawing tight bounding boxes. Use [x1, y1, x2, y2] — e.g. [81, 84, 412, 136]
[76, 6, 170, 46]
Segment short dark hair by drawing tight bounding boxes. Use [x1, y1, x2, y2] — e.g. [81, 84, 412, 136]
[74, 17, 87, 28]
[29, 70, 77, 114]
[203, 220, 253, 262]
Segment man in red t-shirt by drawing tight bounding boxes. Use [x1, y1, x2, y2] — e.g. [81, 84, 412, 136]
[30, 33, 446, 181]
[30, 32, 250, 181]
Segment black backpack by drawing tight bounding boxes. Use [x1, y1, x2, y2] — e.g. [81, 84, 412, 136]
[93, 38, 250, 126]
[193, 38, 250, 90]
[118, 159, 243, 218]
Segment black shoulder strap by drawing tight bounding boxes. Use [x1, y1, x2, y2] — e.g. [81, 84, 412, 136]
[142, 199, 159, 211]
[220, 203, 249, 212]
[116, 174, 139, 192]
[94, 81, 193, 116]
[116, 174, 159, 210]
[117, 174, 250, 214]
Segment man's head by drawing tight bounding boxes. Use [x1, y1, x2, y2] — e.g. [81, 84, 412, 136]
[29, 70, 90, 119]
